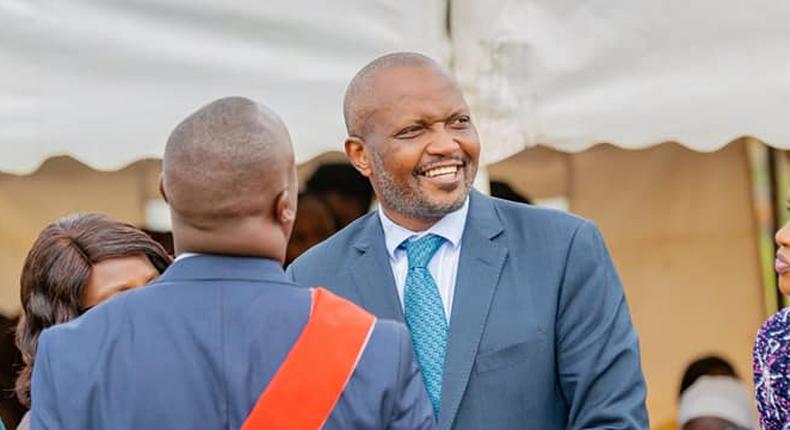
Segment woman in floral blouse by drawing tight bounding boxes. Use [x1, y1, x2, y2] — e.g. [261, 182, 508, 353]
[754, 204, 790, 430]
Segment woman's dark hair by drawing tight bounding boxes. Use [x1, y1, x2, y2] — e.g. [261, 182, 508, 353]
[14, 213, 171, 406]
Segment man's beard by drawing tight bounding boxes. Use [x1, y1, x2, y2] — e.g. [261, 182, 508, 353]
[369, 149, 474, 222]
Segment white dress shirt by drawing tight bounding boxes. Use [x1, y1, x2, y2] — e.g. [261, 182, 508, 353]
[377, 198, 469, 322]
[174, 252, 199, 262]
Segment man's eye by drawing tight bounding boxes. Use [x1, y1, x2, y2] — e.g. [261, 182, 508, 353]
[395, 126, 424, 138]
[450, 116, 471, 128]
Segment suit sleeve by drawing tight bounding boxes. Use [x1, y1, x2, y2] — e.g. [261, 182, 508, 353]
[386, 322, 437, 430]
[556, 221, 649, 430]
[30, 330, 63, 430]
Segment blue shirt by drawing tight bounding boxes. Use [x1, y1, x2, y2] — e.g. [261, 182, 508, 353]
[377, 197, 469, 321]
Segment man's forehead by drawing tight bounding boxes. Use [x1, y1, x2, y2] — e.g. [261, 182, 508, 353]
[371, 64, 458, 96]
[367, 66, 468, 121]
[375, 97, 468, 125]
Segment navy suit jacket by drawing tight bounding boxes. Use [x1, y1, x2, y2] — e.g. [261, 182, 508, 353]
[31, 255, 435, 430]
[288, 190, 649, 430]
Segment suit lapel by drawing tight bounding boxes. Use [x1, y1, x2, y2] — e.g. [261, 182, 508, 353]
[349, 214, 404, 322]
[438, 191, 508, 430]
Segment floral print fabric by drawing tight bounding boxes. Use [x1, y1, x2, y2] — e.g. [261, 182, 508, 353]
[754, 307, 790, 430]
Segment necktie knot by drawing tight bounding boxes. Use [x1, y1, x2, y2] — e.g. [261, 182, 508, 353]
[401, 234, 446, 269]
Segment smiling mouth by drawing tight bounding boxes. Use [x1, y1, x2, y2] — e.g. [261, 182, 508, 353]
[418, 161, 465, 179]
[424, 165, 459, 178]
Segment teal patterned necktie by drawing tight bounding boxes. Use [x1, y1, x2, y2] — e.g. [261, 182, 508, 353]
[400, 234, 448, 417]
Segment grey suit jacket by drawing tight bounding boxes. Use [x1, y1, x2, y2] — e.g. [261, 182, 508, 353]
[288, 190, 649, 430]
[31, 255, 436, 430]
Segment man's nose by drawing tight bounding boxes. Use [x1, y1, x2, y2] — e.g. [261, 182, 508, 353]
[425, 128, 461, 155]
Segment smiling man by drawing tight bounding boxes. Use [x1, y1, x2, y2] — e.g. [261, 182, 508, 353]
[287, 52, 649, 430]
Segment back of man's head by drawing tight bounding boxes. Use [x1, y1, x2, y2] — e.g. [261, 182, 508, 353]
[161, 96, 297, 260]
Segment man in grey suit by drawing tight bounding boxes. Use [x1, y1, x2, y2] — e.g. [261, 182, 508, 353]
[30, 97, 436, 429]
[287, 53, 650, 429]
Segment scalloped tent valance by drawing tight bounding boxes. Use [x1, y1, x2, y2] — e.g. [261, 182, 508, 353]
[2, 0, 788, 174]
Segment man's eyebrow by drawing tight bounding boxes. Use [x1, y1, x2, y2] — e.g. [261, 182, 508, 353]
[408, 118, 432, 126]
[447, 107, 470, 117]
[391, 117, 425, 128]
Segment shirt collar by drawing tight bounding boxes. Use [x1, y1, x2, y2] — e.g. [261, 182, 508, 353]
[378, 196, 469, 260]
[174, 252, 200, 262]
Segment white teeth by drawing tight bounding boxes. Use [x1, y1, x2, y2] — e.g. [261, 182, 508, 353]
[424, 166, 458, 178]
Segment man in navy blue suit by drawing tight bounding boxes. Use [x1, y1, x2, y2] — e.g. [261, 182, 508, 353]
[288, 53, 649, 429]
[30, 97, 436, 429]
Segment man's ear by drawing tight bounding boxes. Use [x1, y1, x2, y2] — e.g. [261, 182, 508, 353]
[345, 137, 373, 178]
[159, 175, 169, 203]
[275, 189, 296, 227]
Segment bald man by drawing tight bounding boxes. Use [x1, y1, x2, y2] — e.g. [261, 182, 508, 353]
[288, 53, 649, 429]
[30, 97, 436, 429]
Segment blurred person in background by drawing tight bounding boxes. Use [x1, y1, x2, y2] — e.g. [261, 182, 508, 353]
[657, 354, 756, 430]
[15, 213, 171, 430]
[679, 355, 739, 396]
[675, 356, 756, 430]
[678, 375, 757, 430]
[285, 193, 338, 266]
[0, 313, 21, 430]
[489, 180, 531, 204]
[753, 206, 790, 430]
[0, 314, 24, 429]
[306, 163, 373, 228]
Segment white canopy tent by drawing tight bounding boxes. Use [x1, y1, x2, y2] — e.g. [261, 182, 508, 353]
[1, 0, 789, 171]
[0, 0, 449, 174]
[453, 0, 790, 161]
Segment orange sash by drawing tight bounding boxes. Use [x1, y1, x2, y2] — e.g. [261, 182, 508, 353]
[241, 288, 376, 430]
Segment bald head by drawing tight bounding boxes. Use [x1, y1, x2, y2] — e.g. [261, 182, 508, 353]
[163, 96, 294, 224]
[343, 52, 447, 137]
